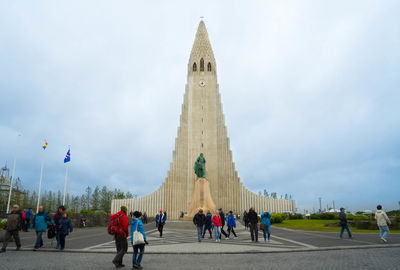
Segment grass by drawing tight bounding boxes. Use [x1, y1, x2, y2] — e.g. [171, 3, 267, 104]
[272, 219, 400, 233]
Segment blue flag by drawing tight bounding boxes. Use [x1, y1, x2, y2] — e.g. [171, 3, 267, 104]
[64, 149, 71, 163]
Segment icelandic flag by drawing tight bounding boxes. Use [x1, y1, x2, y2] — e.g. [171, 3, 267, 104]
[64, 149, 71, 163]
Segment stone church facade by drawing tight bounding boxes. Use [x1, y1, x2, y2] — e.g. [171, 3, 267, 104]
[112, 21, 295, 219]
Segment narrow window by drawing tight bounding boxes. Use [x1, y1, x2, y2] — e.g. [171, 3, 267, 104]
[201, 143, 204, 148]
[200, 58, 204, 71]
[201, 118, 203, 123]
[201, 105, 203, 110]
[201, 130, 203, 135]
[193, 62, 197, 72]
[207, 62, 211, 71]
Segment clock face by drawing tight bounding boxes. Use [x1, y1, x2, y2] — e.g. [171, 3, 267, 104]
[199, 80, 206, 87]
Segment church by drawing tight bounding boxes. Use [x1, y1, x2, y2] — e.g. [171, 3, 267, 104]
[111, 21, 295, 219]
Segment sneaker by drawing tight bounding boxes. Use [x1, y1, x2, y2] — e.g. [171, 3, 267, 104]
[137, 265, 143, 269]
[60, 248, 64, 251]
[33, 248, 38, 251]
[264, 239, 267, 243]
[381, 237, 387, 243]
[216, 239, 218, 242]
[0, 249, 5, 253]
[16, 246, 21, 251]
[132, 264, 139, 269]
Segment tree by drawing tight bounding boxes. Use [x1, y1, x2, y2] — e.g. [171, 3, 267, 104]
[125, 192, 133, 199]
[85, 186, 92, 210]
[92, 186, 100, 211]
[100, 186, 113, 214]
[263, 189, 269, 197]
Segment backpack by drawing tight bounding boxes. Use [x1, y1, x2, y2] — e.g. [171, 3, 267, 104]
[47, 224, 56, 239]
[108, 213, 125, 237]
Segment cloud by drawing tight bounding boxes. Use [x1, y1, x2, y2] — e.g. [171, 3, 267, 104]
[1, 0, 399, 212]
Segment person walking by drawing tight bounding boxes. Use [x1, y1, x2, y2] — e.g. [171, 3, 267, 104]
[24, 208, 33, 232]
[339, 208, 352, 239]
[155, 210, 166, 238]
[243, 210, 249, 230]
[193, 209, 206, 242]
[57, 212, 73, 251]
[142, 212, 147, 224]
[218, 208, 229, 239]
[111, 206, 129, 268]
[1, 204, 23, 253]
[260, 211, 272, 242]
[212, 212, 222, 242]
[248, 207, 259, 242]
[226, 211, 237, 238]
[131, 211, 148, 269]
[202, 211, 213, 239]
[54, 205, 66, 249]
[30, 206, 54, 250]
[375, 205, 391, 243]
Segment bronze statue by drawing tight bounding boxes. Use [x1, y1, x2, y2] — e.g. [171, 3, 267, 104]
[194, 153, 206, 178]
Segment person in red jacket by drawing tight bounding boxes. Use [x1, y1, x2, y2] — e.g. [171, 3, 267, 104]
[212, 212, 222, 242]
[112, 206, 129, 268]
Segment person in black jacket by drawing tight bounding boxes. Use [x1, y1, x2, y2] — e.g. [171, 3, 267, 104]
[193, 209, 206, 242]
[243, 210, 249, 230]
[218, 208, 229, 239]
[339, 208, 353, 239]
[1, 205, 23, 252]
[202, 211, 213, 239]
[248, 207, 259, 242]
[54, 205, 66, 249]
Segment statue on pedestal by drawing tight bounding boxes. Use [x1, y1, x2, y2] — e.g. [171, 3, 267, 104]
[194, 153, 206, 178]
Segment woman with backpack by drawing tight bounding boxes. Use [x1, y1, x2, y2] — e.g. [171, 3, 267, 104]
[131, 211, 148, 269]
[211, 212, 222, 242]
[57, 212, 73, 251]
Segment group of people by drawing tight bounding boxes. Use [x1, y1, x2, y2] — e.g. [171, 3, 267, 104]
[1, 204, 73, 253]
[241, 207, 272, 242]
[338, 205, 392, 243]
[192, 208, 238, 242]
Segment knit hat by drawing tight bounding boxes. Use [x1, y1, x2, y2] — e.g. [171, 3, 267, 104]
[121, 206, 128, 212]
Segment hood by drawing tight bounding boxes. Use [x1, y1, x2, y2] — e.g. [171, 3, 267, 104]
[376, 210, 383, 214]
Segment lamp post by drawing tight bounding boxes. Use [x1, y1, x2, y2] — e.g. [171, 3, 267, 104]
[6, 133, 21, 213]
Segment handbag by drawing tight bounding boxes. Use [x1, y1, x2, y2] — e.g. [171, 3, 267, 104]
[132, 221, 145, 246]
[260, 224, 266, 231]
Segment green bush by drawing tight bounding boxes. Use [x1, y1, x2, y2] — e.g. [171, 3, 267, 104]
[66, 211, 74, 217]
[288, 214, 304, 220]
[270, 213, 285, 224]
[353, 215, 370, 221]
[0, 219, 7, 229]
[310, 213, 321, 219]
[80, 209, 104, 215]
[346, 213, 355, 220]
[320, 213, 335, 220]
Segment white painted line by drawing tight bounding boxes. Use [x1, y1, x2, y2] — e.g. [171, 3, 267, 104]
[272, 235, 317, 249]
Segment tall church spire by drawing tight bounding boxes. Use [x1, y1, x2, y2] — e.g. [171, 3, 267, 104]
[189, 21, 216, 74]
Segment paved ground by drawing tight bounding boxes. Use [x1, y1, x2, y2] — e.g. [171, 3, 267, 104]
[1, 247, 399, 270]
[5, 221, 399, 253]
[1, 221, 399, 269]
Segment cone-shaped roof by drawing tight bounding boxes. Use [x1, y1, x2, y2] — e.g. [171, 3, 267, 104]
[189, 21, 215, 64]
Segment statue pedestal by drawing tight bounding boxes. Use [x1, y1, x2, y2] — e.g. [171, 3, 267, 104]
[187, 178, 217, 217]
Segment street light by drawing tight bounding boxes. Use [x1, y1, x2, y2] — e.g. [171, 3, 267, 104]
[7, 133, 22, 213]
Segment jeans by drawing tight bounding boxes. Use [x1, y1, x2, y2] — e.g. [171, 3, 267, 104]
[132, 244, 145, 265]
[202, 225, 212, 238]
[56, 231, 61, 248]
[113, 236, 128, 265]
[339, 224, 352, 238]
[214, 226, 221, 240]
[263, 225, 271, 240]
[250, 223, 258, 241]
[157, 224, 164, 237]
[227, 226, 237, 238]
[379, 225, 390, 239]
[2, 230, 21, 250]
[196, 225, 203, 242]
[59, 234, 66, 249]
[34, 231, 44, 248]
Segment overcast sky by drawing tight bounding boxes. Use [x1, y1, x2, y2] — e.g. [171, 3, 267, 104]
[1, 1, 399, 213]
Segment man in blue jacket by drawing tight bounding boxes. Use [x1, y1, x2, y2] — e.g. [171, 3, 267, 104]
[30, 206, 54, 250]
[226, 211, 237, 238]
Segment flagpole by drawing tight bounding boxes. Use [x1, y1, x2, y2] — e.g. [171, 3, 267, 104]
[62, 162, 69, 205]
[6, 133, 21, 213]
[36, 149, 45, 213]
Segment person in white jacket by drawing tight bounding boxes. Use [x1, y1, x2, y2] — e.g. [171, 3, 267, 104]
[375, 205, 391, 243]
